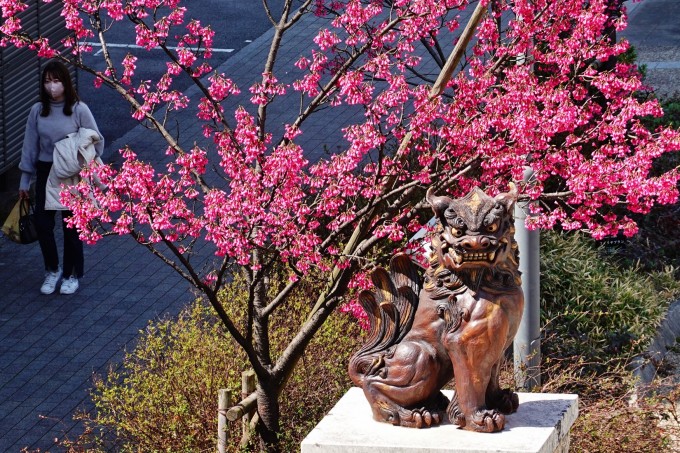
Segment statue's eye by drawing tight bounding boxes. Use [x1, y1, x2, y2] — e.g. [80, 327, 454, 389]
[449, 217, 465, 237]
[487, 223, 499, 233]
[451, 227, 464, 238]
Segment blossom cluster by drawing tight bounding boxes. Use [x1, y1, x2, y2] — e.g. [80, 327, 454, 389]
[2, 0, 679, 311]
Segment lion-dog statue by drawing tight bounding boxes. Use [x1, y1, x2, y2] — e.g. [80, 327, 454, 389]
[349, 183, 524, 433]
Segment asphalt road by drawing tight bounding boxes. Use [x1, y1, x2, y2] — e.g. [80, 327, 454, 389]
[77, 1, 282, 149]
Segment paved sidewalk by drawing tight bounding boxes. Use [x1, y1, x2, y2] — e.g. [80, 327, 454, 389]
[0, 232, 195, 450]
[623, 0, 680, 98]
[0, 1, 676, 451]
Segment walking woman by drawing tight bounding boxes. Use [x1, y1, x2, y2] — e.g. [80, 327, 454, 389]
[18, 60, 104, 295]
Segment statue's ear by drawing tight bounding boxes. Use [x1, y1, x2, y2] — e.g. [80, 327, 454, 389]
[426, 187, 453, 218]
[494, 182, 518, 213]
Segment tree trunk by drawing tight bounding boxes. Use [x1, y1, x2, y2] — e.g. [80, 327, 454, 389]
[255, 381, 281, 452]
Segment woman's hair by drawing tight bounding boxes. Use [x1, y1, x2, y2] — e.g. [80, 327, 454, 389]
[39, 60, 79, 117]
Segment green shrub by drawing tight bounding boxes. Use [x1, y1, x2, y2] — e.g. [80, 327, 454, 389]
[541, 231, 680, 379]
[539, 231, 680, 452]
[66, 272, 362, 452]
[68, 300, 242, 452]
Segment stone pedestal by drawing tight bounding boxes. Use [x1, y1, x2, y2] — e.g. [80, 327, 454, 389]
[301, 388, 578, 453]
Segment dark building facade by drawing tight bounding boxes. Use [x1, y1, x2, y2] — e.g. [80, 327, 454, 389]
[0, 2, 73, 178]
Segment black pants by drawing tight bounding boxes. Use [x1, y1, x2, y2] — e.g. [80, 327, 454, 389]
[35, 161, 84, 278]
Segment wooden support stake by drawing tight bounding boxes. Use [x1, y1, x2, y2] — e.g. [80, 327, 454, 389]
[226, 391, 257, 421]
[217, 388, 231, 453]
[429, 0, 488, 99]
[240, 369, 257, 446]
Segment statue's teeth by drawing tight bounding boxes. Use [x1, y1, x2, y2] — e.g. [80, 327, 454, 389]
[460, 251, 496, 261]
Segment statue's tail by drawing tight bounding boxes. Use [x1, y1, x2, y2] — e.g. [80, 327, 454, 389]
[349, 253, 421, 383]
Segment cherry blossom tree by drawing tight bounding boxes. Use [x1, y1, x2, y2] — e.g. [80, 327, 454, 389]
[2, 0, 679, 449]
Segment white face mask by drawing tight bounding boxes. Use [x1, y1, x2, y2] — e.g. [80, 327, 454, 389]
[44, 79, 65, 100]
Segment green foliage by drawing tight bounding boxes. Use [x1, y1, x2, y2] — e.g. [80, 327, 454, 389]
[67, 272, 362, 452]
[539, 231, 680, 452]
[540, 231, 680, 377]
[68, 301, 241, 452]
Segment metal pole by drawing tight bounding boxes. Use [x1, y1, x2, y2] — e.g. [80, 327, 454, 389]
[513, 169, 541, 389]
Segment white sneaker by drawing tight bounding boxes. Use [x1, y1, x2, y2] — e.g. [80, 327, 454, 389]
[60, 276, 79, 295]
[41, 268, 63, 295]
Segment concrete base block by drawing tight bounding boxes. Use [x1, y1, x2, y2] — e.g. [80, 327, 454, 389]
[301, 388, 578, 453]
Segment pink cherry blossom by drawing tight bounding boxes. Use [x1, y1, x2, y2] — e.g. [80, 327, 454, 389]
[2, 0, 679, 333]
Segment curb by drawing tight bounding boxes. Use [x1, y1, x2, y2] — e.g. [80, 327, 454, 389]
[631, 299, 680, 385]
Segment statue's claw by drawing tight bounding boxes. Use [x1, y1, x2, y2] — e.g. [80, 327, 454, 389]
[399, 407, 444, 428]
[377, 404, 446, 429]
[469, 409, 505, 433]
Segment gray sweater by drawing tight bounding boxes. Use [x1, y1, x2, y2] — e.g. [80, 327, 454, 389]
[19, 100, 104, 191]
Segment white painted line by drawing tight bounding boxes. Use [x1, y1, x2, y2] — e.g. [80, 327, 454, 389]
[87, 42, 235, 56]
[639, 61, 680, 70]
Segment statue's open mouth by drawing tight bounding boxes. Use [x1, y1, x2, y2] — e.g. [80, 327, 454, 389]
[455, 251, 496, 264]
[450, 240, 509, 265]
[453, 250, 496, 264]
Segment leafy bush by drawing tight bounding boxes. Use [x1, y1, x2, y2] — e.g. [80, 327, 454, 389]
[541, 231, 680, 379]
[66, 272, 362, 452]
[72, 301, 241, 452]
[539, 231, 680, 452]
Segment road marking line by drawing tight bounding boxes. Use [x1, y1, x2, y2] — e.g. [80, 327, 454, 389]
[86, 42, 235, 56]
[639, 61, 680, 70]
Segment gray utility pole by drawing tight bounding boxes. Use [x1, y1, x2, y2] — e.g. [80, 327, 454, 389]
[513, 169, 541, 389]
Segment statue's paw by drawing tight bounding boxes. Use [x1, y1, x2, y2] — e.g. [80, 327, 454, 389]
[399, 407, 444, 428]
[468, 408, 505, 433]
[488, 388, 519, 414]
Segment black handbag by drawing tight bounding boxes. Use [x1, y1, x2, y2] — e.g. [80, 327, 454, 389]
[19, 199, 39, 244]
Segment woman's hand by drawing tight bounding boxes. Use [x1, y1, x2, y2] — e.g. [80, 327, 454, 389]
[19, 190, 30, 200]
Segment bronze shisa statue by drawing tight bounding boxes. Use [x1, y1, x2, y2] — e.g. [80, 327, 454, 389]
[349, 184, 524, 433]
